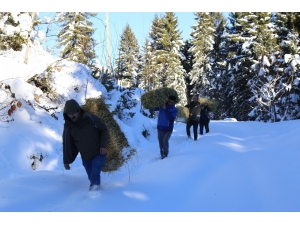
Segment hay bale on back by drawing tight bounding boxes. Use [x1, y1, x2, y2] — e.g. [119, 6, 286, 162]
[81, 97, 135, 172]
[141, 87, 179, 109]
[199, 98, 218, 113]
[177, 105, 190, 123]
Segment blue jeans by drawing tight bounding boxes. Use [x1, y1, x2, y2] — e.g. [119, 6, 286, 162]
[82, 154, 106, 186]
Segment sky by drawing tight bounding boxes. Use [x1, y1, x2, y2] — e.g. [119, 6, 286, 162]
[90, 12, 198, 66]
[4, 0, 295, 68]
[37, 12, 198, 67]
[1, 16, 300, 224]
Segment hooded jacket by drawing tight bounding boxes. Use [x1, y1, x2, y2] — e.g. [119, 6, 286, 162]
[62, 100, 109, 164]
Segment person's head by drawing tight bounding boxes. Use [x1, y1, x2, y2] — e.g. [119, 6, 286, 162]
[167, 95, 176, 105]
[192, 95, 199, 102]
[201, 104, 205, 109]
[64, 99, 81, 122]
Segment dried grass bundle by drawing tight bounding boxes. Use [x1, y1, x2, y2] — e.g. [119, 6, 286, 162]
[82, 97, 135, 172]
[177, 106, 190, 122]
[141, 87, 179, 109]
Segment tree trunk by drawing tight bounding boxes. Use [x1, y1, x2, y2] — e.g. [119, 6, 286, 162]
[24, 13, 36, 64]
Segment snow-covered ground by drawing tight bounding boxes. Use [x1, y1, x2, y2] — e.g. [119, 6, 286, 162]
[1, 28, 299, 224]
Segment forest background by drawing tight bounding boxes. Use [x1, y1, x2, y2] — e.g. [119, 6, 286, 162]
[1, 1, 300, 123]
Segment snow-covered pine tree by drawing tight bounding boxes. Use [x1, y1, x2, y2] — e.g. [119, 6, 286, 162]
[146, 14, 165, 89]
[224, 12, 279, 121]
[239, 12, 279, 122]
[56, 12, 97, 66]
[189, 12, 216, 97]
[139, 39, 155, 91]
[272, 12, 300, 121]
[157, 12, 187, 106]
[217, 12, 249, 119]
[114, 24, 141, 88]
[200, 12, 227, 119]
[145, 12, 187, 106]
[179, 39, 194, 102]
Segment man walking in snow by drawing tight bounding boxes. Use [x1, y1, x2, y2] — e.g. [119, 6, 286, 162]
[185, 95, 201, 141]
[150, 95, 178, 159]
[62, 99, 109, 193]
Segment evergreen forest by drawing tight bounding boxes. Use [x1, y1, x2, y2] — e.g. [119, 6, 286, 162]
[1, 12, 300, 122]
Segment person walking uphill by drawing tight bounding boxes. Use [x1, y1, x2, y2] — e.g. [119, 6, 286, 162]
[62, 99, 109, 193]
[150, 95, 178, 159]
[185, 95, 201, 141]
[199, 104, 211, 135]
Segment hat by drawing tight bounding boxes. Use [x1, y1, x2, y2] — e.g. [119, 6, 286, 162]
[64, 99, 81, 114]
[168, 95, 176, 101]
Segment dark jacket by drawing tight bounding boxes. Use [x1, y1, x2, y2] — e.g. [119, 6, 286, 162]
[185, 101, 201, 122]
[200, 105, 210, 122]
[62, 108, 109, 164]
[151, 103, 178, 132]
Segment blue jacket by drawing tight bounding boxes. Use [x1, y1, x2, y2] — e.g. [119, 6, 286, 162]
[152, 104, 178, 132]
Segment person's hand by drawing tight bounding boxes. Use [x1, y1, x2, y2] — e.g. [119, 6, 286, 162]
[64, 164, 70, 170]
[161, 104, 166, 110]
[100, 148, 107, 155]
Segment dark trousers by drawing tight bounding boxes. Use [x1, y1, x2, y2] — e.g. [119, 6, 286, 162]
[199, 120, 209, 134]
[82, 154, 106, 186]
[186, 120, 199, 140]
[157, 130, 172, 157]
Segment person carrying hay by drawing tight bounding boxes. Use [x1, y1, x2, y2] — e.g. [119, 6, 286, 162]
[62, 99, 109, 194]
[185, 95, 201, 141]
[150, 95, 178, 159]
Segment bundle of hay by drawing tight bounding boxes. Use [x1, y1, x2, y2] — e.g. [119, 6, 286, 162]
[82, 97, 136, 172]
[199, 98, 218, 113]
[141, 87, 179, 109]
[176, 106, 190, 123]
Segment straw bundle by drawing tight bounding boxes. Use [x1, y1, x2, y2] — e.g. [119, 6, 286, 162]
[141, 87, 179, 109]
[82, 97, 135, 172]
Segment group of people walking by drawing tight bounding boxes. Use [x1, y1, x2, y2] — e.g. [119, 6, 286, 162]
[61, 95, 210, 194]
[150, 94, 210, 160]
[185, 95, 211, 141]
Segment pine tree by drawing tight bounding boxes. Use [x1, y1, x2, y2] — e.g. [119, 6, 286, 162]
[145, 12, 187, 106]
[158, 12, 187, 105]
[146, 14, 165, 89]
[226, 12, 280, 121]
[272, 12, 300, 121]
[56, 12, 97, 66]
[115, 24, 141, 88]
[201, 12, 227, 119]
[189, 12, 216, 96]
[180, 39, 194, 102]
[139, 39, 155, 91]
